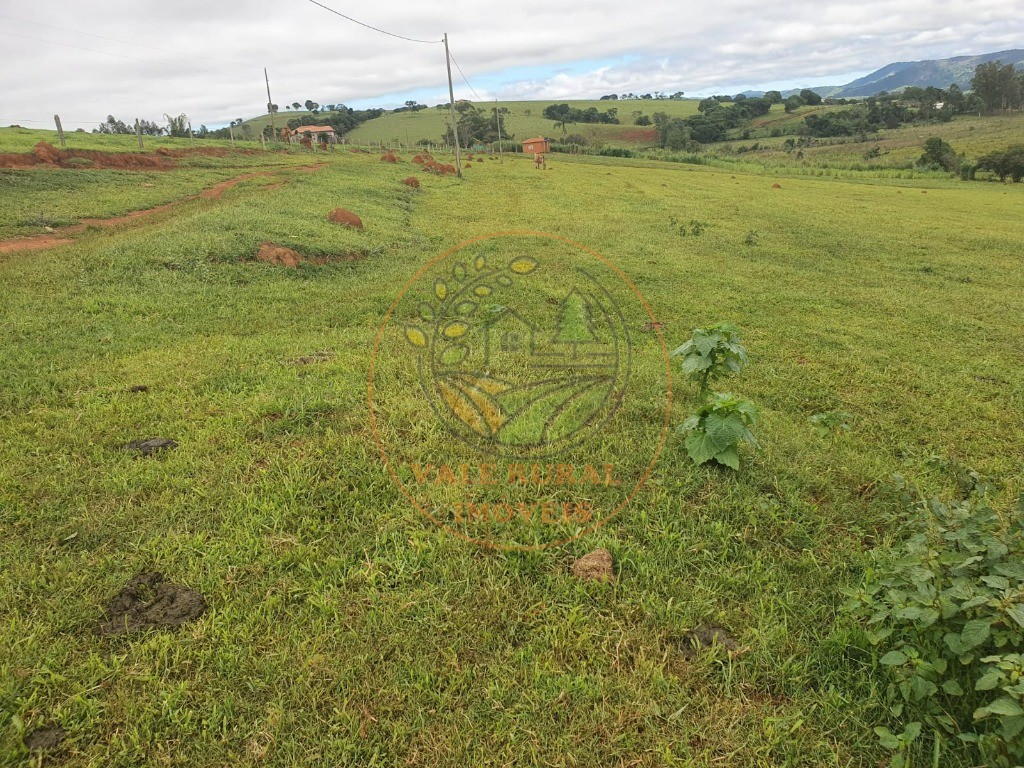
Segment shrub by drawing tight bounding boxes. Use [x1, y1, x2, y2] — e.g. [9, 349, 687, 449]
[671, 322, 749, 399]
[678, 392, 757, 469]
[845, 479, 1024, 767]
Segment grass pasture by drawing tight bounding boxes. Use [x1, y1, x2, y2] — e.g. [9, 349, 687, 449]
[0, 126, 1023, 767]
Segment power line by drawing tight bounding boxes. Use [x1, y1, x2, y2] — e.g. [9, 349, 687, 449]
[306, 0, 441, 44]
[447, 48, 482, 101]
[0, 31, 227, 75]
[0, 14, 255, 68]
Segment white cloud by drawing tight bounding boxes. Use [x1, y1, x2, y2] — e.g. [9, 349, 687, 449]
[0, 0, 1020, 128]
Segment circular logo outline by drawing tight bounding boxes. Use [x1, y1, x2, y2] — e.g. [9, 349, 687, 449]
[367, 230, 673, 551]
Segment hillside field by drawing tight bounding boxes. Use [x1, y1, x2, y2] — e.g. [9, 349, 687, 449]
[1, 122, 1022, 767]
[241, 99, 706, 148]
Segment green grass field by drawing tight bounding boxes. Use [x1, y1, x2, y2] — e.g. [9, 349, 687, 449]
[1, 122, 1022, 766]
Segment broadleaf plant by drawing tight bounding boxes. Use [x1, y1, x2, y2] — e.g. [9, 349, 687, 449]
[678, 392, 757, 470]
[671, 322, 749, 399]
[845, 479, 1024, 767]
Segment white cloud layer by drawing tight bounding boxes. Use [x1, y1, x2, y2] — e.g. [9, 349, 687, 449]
[0, 0, 1020, 129]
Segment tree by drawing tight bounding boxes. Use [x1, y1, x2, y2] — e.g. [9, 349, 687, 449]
[94, 115, 132, 135]
[918, 137, 959, 171]
[267, 103, 279, 113]
[784, 95, 804, 113]
[976, 145, 1024, 181]
[799, 89, 822, 106]
[634, 114, 651, 126]
[764, 90, 782, 105]
[165, 113, 188, 138]
[291, 102, 301, 110]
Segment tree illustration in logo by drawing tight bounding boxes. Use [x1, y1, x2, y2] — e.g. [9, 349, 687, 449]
[403, 254, 628, 456]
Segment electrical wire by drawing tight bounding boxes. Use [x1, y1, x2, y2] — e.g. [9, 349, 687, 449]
[447, 49, 482, 101]
[0, 14, 256, 68]
[306, 0, 440, 44]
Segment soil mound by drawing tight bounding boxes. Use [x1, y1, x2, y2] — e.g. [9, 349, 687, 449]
[412, 154, 425, 164]
[380, 151, 398, 163]
[328, 208, 363, 229]
[257, 242, 303, 268]
[98, 571, 206, 635]
[771, 183, 782, 189]
[402, 176, 420, 189]
[33, 141, 60, 164]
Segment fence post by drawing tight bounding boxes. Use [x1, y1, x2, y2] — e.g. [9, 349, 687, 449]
[53, 115, 66, 147]
[135, 119, 143, 150]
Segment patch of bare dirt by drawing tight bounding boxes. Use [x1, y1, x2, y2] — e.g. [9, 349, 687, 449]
[0, 165, 327, 255]
[98, 571, 206, 635]
[402, 176, 421, 189]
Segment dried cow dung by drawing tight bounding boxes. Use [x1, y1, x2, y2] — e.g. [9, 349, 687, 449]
[98, 571, 206, 635]
[679, 624, 740, 659]
[571, 548, 615, 582]
[24, 724, 66, 751]
[123, 437, 177, 455]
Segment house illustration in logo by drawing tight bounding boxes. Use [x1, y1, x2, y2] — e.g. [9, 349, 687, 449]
[482, 308, 536, 367]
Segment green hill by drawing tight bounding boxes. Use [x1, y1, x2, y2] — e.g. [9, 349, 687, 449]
[240, 100, 707, 149]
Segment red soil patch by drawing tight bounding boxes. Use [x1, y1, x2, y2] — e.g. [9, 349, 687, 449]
[619, 128, 659, 143]
[772, 183, 782, 189]
[402, 177, 420, 189]
[0, 235, 75, 254]
[412, 154, 425, 164]
[380, 152, 398, 163]
[328, 208, 363, 229]
[0, 142, 246, 172]
[0, 165, 326, 255]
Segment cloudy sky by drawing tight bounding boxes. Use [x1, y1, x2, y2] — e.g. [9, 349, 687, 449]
[1, 0, 1021, 130]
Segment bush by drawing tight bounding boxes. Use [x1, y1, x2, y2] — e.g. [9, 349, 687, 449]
[597, 147, 634, 158]
[918, 137, 960, 172]
[670, 322, 748, 399]
[845, 478, 1024, 767]
[678, 393, 757, 469]
[976, 145, 1024, 182]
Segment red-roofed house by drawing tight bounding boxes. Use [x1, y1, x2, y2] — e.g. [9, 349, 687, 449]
[288, 125, 338, 144]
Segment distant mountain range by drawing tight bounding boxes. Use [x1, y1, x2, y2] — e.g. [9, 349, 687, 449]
[739, 48, 1024, 100]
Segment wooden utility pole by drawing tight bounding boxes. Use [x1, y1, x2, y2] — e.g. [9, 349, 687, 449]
[228, 125, 235, 146]
[188, 121, 195, 147]
[264, 68, 277, 142]
[53, 114, 66, 147]
[443, 32, 462, 178]
[135, 119, 143, 150]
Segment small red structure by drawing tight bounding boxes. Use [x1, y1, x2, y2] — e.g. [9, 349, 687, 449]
[523, 136, 550, 153]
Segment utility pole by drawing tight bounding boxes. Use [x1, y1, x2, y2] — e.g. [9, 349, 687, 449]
[264, 68, 277, 142]
[135, 118, 144, 150]
[443, 32, 462, 178]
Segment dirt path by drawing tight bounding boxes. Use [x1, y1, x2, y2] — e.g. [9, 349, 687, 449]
[0, 164, 327, 255]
